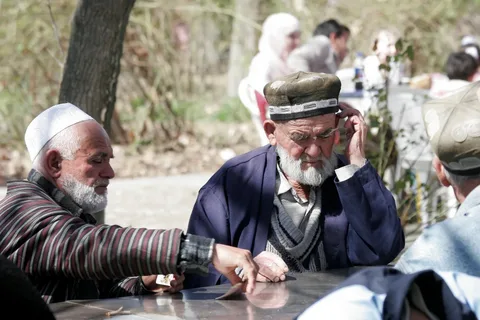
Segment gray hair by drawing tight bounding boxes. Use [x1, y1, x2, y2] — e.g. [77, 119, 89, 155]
[32, 125, 81, 171]
[444, 168, 480, 187]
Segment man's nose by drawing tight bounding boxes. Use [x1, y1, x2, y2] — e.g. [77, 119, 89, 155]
[101, 163, 115, 179]
[304, 142, 322, 159]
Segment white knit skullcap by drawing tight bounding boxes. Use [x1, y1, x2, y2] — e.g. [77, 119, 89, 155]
[462, 35, 478, 47]
[24, 103, 94, 162]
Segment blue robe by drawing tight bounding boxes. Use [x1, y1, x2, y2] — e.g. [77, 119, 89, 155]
[185, 145, 404, 288]
[298, 267, 480, 320]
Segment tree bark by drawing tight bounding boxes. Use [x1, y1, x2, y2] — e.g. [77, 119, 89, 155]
[59, 0, 136, 224]
[227, 0, 259, 97]
[59, 0, 136, 135]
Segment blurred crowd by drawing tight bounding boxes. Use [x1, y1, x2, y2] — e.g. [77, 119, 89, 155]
[240, 13, 480, 116]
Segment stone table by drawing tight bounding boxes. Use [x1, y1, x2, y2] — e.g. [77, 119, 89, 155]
[50, 267, 364, 320]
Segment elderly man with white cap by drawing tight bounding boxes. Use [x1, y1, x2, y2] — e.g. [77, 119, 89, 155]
[0, 103, 258, 303]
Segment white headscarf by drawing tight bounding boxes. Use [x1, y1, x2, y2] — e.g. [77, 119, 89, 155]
[258, 13, 300, 58]
[247, 13, 300, 94]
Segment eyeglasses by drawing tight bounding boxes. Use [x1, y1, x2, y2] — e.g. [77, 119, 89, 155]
[283, 127, 340, 144]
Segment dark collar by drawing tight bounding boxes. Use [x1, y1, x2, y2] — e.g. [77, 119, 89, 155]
[27, 169, 97, 224]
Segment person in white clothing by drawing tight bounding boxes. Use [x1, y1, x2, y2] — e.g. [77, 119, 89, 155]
[429, 51, 478, 99]
[246, 13, 301, 95]
[363, 29, 403, 90]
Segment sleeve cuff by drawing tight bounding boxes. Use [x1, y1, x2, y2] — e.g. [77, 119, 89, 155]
[335, 159, 366, 182]
[394, 258, 411, 273]
[139, 276, 158, 295]
[178, 233, 215, 275]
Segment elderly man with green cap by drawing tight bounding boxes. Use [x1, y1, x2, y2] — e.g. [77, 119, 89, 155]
[396, 81, 480, 276]
[185, 71, 404, 289]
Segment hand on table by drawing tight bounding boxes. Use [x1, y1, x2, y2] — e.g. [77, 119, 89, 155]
[254, 251, 289, 283]
[212, 244, 259, 293]
[141, 274, 185, 293]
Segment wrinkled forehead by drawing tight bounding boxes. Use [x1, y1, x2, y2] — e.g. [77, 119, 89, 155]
[279, 114, 337, 131]
[74, 122, 113, 154]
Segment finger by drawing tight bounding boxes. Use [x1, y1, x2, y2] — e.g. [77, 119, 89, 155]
[347, 114, 365, 125]
[337, 106, 362, 119]
[257, 262, 283, 280]
[256, 272, 272, 282]
[338, 102, 352, 110]
[261, 252, 289, 271]
[337, 102, 354, 112]
[343, 119, 354, 137]
[344, 117, 353, 129]
[242, 264, 258, 294]
[169, 280, 182, 289]
[223, 269, 243, 287]
[174, 274, 185, 283]
[155, 285, 170, 293]
[339, 110, 363, 121]
[168, 281, 183, 293]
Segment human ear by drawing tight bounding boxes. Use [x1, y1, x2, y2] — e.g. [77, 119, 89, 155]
[329, 32, 336, 42]
[432, 156, 450, 187]
[263, 120, 278, 146]
[44, 150, 63, 179]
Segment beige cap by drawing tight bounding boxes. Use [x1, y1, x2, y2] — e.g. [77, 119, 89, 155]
[422, 81, 480, 175]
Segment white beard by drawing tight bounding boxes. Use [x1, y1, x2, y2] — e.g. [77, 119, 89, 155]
[62, 174, 109, 214]
[276, 144, 338, 187]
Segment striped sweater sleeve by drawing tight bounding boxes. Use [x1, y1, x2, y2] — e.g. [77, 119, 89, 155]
[97, 277, 152, 298]
[1, 197, 184, 280]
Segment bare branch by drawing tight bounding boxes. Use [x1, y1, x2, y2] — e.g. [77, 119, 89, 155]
[45, 0, 65, 59]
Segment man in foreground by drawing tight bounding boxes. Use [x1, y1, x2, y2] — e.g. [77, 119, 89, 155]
[396, 81, 480, 276]
[0, 103, 258, 303]
[186, 71, 404, 289]
[297, 267, 480, 319]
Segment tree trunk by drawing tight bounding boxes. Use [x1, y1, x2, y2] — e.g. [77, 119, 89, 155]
[59, 0, 136, 224]
[59, 0, 136, 135]
[227, 0, 259, 97]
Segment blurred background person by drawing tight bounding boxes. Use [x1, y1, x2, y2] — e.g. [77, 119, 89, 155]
[246, 12, 301, 95]
[460, 36, 480, 81]
[287, 19, 350, 74]
[363, 29, 404, 90]
[239, 13, 301, 146]
[429, 51, 478, 99]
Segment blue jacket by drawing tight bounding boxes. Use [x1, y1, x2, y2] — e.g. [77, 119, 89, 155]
[185, 145, 404, 288]
[396, 185, 480, 276]
[298, 267, 480, 320]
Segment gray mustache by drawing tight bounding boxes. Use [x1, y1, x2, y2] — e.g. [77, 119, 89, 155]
[93, 179, 109, 188]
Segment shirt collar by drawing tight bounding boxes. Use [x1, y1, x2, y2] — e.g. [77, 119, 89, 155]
[276, 163, 312, 204]
[276, 163, 292, 195]
[27, 169, 97, 224]
[456, 184, 480, 217]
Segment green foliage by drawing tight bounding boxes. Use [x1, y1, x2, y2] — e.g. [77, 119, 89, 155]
[1, 0, 479, 150]
[282, 0, 479, 75]
[212, 98, 251, 123]
[0, 90, 40, 147]
[364, 39, 448, 226]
